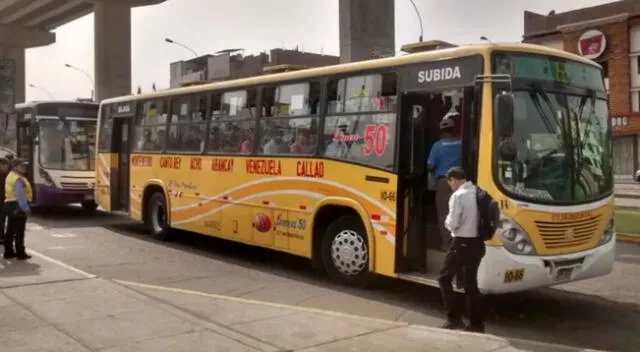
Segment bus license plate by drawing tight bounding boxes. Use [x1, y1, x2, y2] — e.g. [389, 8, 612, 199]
[555, 268, 573, 282]
[85, 194, 94, 201]
[503, 268, 525, 283]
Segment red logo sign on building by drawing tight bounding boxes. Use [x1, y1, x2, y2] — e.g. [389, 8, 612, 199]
[578, 30, 607, 60]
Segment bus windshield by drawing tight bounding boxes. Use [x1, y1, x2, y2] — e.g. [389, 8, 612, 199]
[492, 52, 613, 204]
[38, 119, 96, 171]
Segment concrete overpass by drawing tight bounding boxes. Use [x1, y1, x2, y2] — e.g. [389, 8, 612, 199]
[0, 0, 166, 104]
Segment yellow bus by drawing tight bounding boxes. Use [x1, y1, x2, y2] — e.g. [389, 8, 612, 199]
[95, 42, 615, 294]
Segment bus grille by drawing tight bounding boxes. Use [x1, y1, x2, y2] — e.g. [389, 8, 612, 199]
[60, 182, 90, 191]
[534, 216, 601, 250]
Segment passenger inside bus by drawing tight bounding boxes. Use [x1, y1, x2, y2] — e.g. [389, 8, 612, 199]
[240, 128, 254, 153]
[207, 126, 221, 152]
[262, 129, 288, 154]
[428, 110, 462, 251]
[290, 129, 315, 154]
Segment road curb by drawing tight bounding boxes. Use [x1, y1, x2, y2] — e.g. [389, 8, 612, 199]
[114, 279, 601, 352]
[617, 233, 640, 244]
[615, 193, 640, 199]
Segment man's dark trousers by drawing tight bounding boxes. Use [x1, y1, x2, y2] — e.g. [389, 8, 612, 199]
[438, 236, 486, 328]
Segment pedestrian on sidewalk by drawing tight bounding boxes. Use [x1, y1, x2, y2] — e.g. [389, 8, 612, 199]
[0, 156, 10, 244]
[437, 167, 486, 333]
[3, 157, 33, 260]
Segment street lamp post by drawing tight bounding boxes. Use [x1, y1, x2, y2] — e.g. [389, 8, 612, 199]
[64, 63, 94, 101]
[408, 0, 424, 42]
[28, 84, 55, 100]
[164, 38, 198, 58]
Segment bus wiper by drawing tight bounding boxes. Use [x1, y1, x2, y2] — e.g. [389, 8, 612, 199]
[528, 92, 557, 138]
[575, 89, 597, 173]
[529, 82, 569, 146]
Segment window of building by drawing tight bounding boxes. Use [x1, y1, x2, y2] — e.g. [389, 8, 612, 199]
[133, 99, 168, 153]
[323, 73, 397, 170]
[633, 91, 640, 113]
[598, 60, 609, 92]
[206, 89, 257, 154]
[599, 60, 608, 80]
[258, 82, 320, 156]
[166, 94, 207, 153]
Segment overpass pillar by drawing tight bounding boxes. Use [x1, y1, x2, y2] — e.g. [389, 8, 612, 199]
[0, 46, 24, 105]
[339, 0, 395, 63]
[94, 1, 132, 101]
[0, 24, 55, 105]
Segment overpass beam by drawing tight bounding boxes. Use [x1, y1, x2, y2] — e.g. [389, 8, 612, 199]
[94, 0, 131, 101]
[0, 23, 55, 48]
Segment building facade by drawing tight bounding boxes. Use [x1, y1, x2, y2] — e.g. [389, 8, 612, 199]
[169, 48, 339, 89]
[523, 0, 640, 179]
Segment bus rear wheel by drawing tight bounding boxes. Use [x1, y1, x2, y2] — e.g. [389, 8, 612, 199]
[321, 215, 373, 288]
[146, 192, 171, 241]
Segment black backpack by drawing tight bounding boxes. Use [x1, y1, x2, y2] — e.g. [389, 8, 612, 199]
[476, 186, 500, 241]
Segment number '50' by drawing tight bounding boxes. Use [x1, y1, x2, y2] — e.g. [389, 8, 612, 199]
[363, 124, 387, 156]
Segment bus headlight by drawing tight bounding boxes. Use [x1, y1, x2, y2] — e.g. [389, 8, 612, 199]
[39, 167, 55, 187]
[598, 217, 614, 246]
[497, 215, 537, 255]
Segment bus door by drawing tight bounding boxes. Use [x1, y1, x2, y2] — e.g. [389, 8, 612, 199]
[110, 117, 131, 211]
[16, 120, 35, 185]
[395, 92, 430, 274]
[395, 56, 483, 280]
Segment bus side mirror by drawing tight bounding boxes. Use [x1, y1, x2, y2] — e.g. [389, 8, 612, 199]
[495, 92, 515, 138]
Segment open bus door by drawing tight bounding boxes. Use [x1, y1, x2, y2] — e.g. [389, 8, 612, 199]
[15, 119, 35, 197]
[108, 102, 136, 212]
[394, 55, 483, 286]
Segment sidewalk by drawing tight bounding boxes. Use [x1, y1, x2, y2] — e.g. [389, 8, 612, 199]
[615, 183, 640, 199]
[0, 254, 606, 352]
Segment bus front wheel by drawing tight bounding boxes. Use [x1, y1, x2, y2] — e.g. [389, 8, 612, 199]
[146, 192, 171, 241]
[321, 215, 373, 288]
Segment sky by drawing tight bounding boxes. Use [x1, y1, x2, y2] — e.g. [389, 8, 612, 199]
[24, 0, 615, 101]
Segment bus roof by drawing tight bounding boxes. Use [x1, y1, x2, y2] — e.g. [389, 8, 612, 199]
[16, 100, 98, 110]
[101, 42, 602, 105]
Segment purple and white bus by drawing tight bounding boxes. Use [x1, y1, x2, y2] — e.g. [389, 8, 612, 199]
[0, 101, 98, 211]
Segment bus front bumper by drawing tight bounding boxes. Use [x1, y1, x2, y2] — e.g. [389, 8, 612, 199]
[34, 184, 94, 207]
[477, 237, 616, 294]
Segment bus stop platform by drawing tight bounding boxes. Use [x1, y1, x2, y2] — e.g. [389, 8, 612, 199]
[0, 254, 601, 352]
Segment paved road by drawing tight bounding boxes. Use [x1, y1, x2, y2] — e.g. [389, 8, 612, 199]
[25, 206, 640, 352]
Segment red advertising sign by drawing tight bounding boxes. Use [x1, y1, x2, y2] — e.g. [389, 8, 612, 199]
[578, 30, 606, 60]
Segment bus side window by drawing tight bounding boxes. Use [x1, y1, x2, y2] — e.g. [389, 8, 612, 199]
[133, 99, 167, 153]
[210, 89, 257, 154]
[167, 93, 207, 153]
[323, 73, 397, 170]
[206, 92, 223, 153]
[258, 82, 319, 156]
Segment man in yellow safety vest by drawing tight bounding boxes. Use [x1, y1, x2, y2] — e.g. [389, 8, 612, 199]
[3, 158, 32, 260]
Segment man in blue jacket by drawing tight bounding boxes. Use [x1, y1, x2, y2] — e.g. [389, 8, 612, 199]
[428, 111, 462, 251]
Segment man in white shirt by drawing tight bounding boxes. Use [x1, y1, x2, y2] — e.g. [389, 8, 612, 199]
[437, 166, 486, 333]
